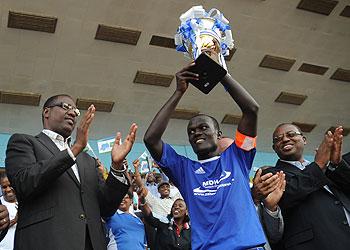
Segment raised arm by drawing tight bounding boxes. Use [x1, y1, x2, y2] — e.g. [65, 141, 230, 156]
[139, 195, 152, 217]
[326, 127, 350, 191]
[144, 64, 198, 161]
[133, 159, 148, 197]
[221, 74, 259, 137]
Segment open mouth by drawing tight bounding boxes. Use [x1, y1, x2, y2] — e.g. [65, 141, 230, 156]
[282, 144, 293, 151]
[195, 138, 205, 144]
[173, 209, 180, 215]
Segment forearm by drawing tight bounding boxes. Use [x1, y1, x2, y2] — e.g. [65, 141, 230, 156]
[134, 171, 144, 189]
[141, 207, 160, 228]
[261, 205, 284, 243]
[221, 74, 259, 136]
[326, 159, 350, 192]
[99, 174, 130, 217]
[144, 90, 184, 160]
[140, 202, 152, 217]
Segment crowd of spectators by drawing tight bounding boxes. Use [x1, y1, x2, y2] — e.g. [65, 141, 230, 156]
[0, 66, 349, 250]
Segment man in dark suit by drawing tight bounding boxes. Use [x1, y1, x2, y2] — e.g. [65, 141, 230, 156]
[264, 123, 350, 250]
[5, 94, 138, 250]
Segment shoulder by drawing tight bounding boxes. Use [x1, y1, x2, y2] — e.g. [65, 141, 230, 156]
[7, 134, 38, 149]
[9, 133, 35, 142]
[159, 143, 192, 164]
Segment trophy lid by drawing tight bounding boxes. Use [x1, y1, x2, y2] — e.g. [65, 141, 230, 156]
[174, 6, 234, 62]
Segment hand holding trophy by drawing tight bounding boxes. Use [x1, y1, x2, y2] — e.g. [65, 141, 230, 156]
[174, 6, 234, 94]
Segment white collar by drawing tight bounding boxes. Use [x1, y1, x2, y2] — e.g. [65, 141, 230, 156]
[198, 156, 220, 164]
[42, 129, 71, 144]
[117, 209, 137, 217]
[280, 159, 311, 170]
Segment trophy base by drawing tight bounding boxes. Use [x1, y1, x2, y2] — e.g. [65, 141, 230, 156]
[189, 53, 227, 94]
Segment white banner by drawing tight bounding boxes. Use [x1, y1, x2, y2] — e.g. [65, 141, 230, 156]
[97, 138, 115, 154]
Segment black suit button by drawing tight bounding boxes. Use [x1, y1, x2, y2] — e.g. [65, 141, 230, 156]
[79, 214, 86, 220]
[342, 220, 348, 225]
[334, 201, 340, 205]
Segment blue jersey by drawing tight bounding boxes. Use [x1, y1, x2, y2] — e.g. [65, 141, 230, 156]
[106, 211, 147, 250]
[156, 131, 266, 250]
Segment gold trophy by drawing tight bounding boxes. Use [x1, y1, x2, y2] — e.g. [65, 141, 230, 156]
[175, 6, 234, 94]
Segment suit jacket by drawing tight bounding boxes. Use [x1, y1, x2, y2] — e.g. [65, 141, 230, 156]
[5, 133, 129, 250]
[257, 203, 284, 250]
[263, 160, 350, 250]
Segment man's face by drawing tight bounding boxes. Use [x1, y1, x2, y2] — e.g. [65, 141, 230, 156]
[158, 184, 170, 198]
[0, 177, 16, 203]
[187, 116, 219, 159]
[118, 194, 132, 212]
[155, 175, 162, 184]
[147, 172, 155, 183]
[272, 124, 306, 161]
[43, 96, 78, 138]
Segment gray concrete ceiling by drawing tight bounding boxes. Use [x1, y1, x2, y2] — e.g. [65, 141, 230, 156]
[0, 0, 349, 154]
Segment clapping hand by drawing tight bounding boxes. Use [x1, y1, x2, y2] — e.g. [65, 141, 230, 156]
[263, 172, 286, 211]
[0, 205, 9, 230]
[330, 126, 343, 165]
[71, 104, 96, 156]
[111, 123, 138, 169]
[252, 168, 280, 204]
[315, 131, 334, 169]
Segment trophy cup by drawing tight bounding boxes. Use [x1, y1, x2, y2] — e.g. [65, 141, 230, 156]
[174, 6, 234, 94]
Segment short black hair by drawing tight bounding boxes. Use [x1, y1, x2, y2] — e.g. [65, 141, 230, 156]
[189, 114, 220, 131]
[0, 172, 7, 181]
[158, 182, 170, 190]
[126, 190, 133, 200]
[168, 198, 190, 223]
[41, 94, 74, 124]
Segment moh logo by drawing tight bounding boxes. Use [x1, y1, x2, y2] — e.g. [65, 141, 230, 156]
[193, 171, 234, 196]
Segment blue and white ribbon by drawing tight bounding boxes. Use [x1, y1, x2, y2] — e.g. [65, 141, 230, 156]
[174, 5, 234, 69]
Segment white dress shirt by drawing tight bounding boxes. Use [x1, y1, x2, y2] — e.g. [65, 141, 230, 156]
[42, 129, 80, 182]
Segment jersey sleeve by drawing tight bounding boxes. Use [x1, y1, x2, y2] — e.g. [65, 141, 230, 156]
[155, 143, 188, 195]
[235, 130, 257, 151]
[233, 130, 257, 177]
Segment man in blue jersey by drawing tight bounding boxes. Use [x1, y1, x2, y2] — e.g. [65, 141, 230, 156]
[144, 63, 266, 250]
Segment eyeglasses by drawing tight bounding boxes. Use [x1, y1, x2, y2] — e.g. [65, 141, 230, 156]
[273, 131, 302, 144]
[46, 102, 80, 116]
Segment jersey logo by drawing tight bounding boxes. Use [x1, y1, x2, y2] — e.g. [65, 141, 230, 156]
[194, 167, 206, 174]
[193, 171, 233, 196]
